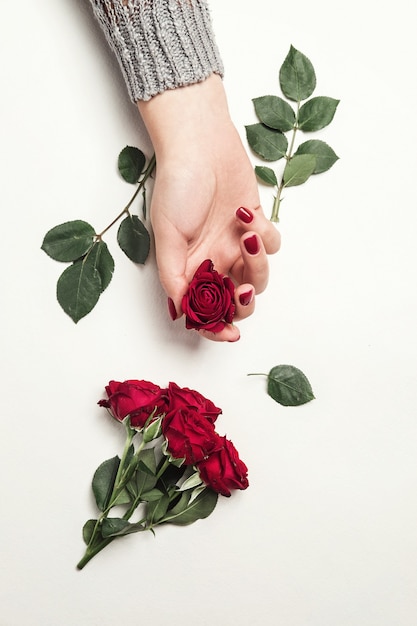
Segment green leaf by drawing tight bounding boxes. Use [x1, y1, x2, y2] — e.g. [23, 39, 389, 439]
[56, 254, 102, 323]
[101, 518, 145, 538]
[253, 95, 295, 132]
[41, 220, 95, 262]
[294, 140, 339, 174]
[245, 123, 288, 161]
[146, 493, 170, 524]
[82, 519, 97, 545]
[84, 240, 114, 293]
[178, 471, 203, 492]
[279, 45, 316, 102]
[267, 365, 315, 406]
[117, 215, 150, 264]
[137, 448, 157, 476]
[283, 154, 316, 187]
[298, 96, 339, 132]
[162, 488, 218, 526]
[118, 146, 146, 184]
[92, 456, 120, 512]
[255, 165, 278, 186]
[141, 488, 165, 502]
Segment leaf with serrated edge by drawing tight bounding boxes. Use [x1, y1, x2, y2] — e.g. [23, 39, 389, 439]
[255, 166, 278, 186]
[267, 365, 315, 406]
[41, 220, 95, 262]
[294, 140, 339, 174]
[283, 154, 316, 187]
[56, 254, 102, 323]
[117, 215, 150, 264]
[245, 123, 288, 161]
[92, 456, 120, 512]
[298, 97, 339, 132]
[253, 95, 295, 132]
[279, 45, 316, 102]
[161, 488, 218, 526]
[118, 146, 146, 184]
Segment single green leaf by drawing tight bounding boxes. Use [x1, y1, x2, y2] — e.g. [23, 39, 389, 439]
[283, 154, 316, 187]
[298, 96, 339, 132]
[112, 487, 131, 506]
[255, 165, 278, 186]
[294, 140, 339, 174]
[146, 493, 170, 524]
[117, 215, 150, 264]
[92, 456, 120, 512]
[118, 146, 146, 184]
[162, 488, 218, 526]
[41, 220, 95, 262]
[84, 240, 114, 293]
[82, 519, 98, 545]
[141, 488, 165, 502]
[137, 448, 157, 476]
[101, 518, 145, 538]
[253, 95, 296, 132]
[56, 254, 102, 323]
[245, 123, 288, 161]
[279, 45, 316, 102]
[267, 365, 315, 406]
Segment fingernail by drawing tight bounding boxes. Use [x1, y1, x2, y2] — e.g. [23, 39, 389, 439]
[167, 297, 177, 320]
[239, 289, 253, 306]
[236, 207, 254, 224]
[244, 234, 259, 255]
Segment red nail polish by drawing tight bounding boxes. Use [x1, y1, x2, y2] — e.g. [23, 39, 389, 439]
[239, 290, 253, 306]
[244, 234, 259, 255]
[236, 207, 254, 223]
[167, 297, 177, 320]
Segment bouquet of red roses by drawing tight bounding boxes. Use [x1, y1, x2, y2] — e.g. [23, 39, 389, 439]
[77, 379, 248, 569]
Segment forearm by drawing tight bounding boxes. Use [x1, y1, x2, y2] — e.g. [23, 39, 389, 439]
[89, 0, 224, 102]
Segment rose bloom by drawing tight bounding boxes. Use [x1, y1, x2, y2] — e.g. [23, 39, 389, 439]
[162, 406, 221, 465]
[196, 436, 249, 497]
[182, 259, 235, 332]
[98, 380, 168, 429]
[167, 382, 222, 424]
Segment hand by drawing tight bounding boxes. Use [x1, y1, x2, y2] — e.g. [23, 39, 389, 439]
[138, 75, 280, 342]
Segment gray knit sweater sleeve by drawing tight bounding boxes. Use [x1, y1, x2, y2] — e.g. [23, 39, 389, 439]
[89, 0, 224, 102]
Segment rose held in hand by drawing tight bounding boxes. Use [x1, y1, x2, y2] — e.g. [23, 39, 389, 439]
[182, 259, 235, 332]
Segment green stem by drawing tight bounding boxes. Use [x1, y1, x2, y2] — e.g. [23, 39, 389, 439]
[270, 101, 300, 223]
[96, 154, 156, 239]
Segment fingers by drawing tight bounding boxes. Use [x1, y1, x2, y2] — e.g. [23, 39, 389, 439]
[236, 206, 281, 254]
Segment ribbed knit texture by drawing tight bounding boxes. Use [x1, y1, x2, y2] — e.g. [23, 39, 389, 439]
[89, 0, 224, 102]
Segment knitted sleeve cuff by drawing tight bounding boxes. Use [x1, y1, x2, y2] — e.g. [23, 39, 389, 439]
[89, 0, 224, 102]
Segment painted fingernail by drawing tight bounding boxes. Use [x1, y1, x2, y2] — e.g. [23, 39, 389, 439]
[236, 206, 254, 224]
[239, 289, 253, 306]
[244, 234, 259, 255]
[167, 297, 177, 320]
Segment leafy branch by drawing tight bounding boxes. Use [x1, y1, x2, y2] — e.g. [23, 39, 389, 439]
[246, 45, 339, 222]
[41, 147, 155, 323]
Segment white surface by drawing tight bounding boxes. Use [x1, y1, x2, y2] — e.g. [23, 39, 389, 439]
[1, 1, 416, 625]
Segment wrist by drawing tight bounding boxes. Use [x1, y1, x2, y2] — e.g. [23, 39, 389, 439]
[137, 75, 233, 160]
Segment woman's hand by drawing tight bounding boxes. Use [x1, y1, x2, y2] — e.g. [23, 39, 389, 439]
[138, 75, 280, 342]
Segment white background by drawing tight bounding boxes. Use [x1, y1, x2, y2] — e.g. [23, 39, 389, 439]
[1, 1, 416, 625]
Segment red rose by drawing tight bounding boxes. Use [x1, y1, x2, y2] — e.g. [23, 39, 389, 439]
[196, 436, 249, 497]
[167, 382, 222, 423]
[161, 406, 221, 465]
[181, 259, 235, 332]
[98, 380, 168, 429]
